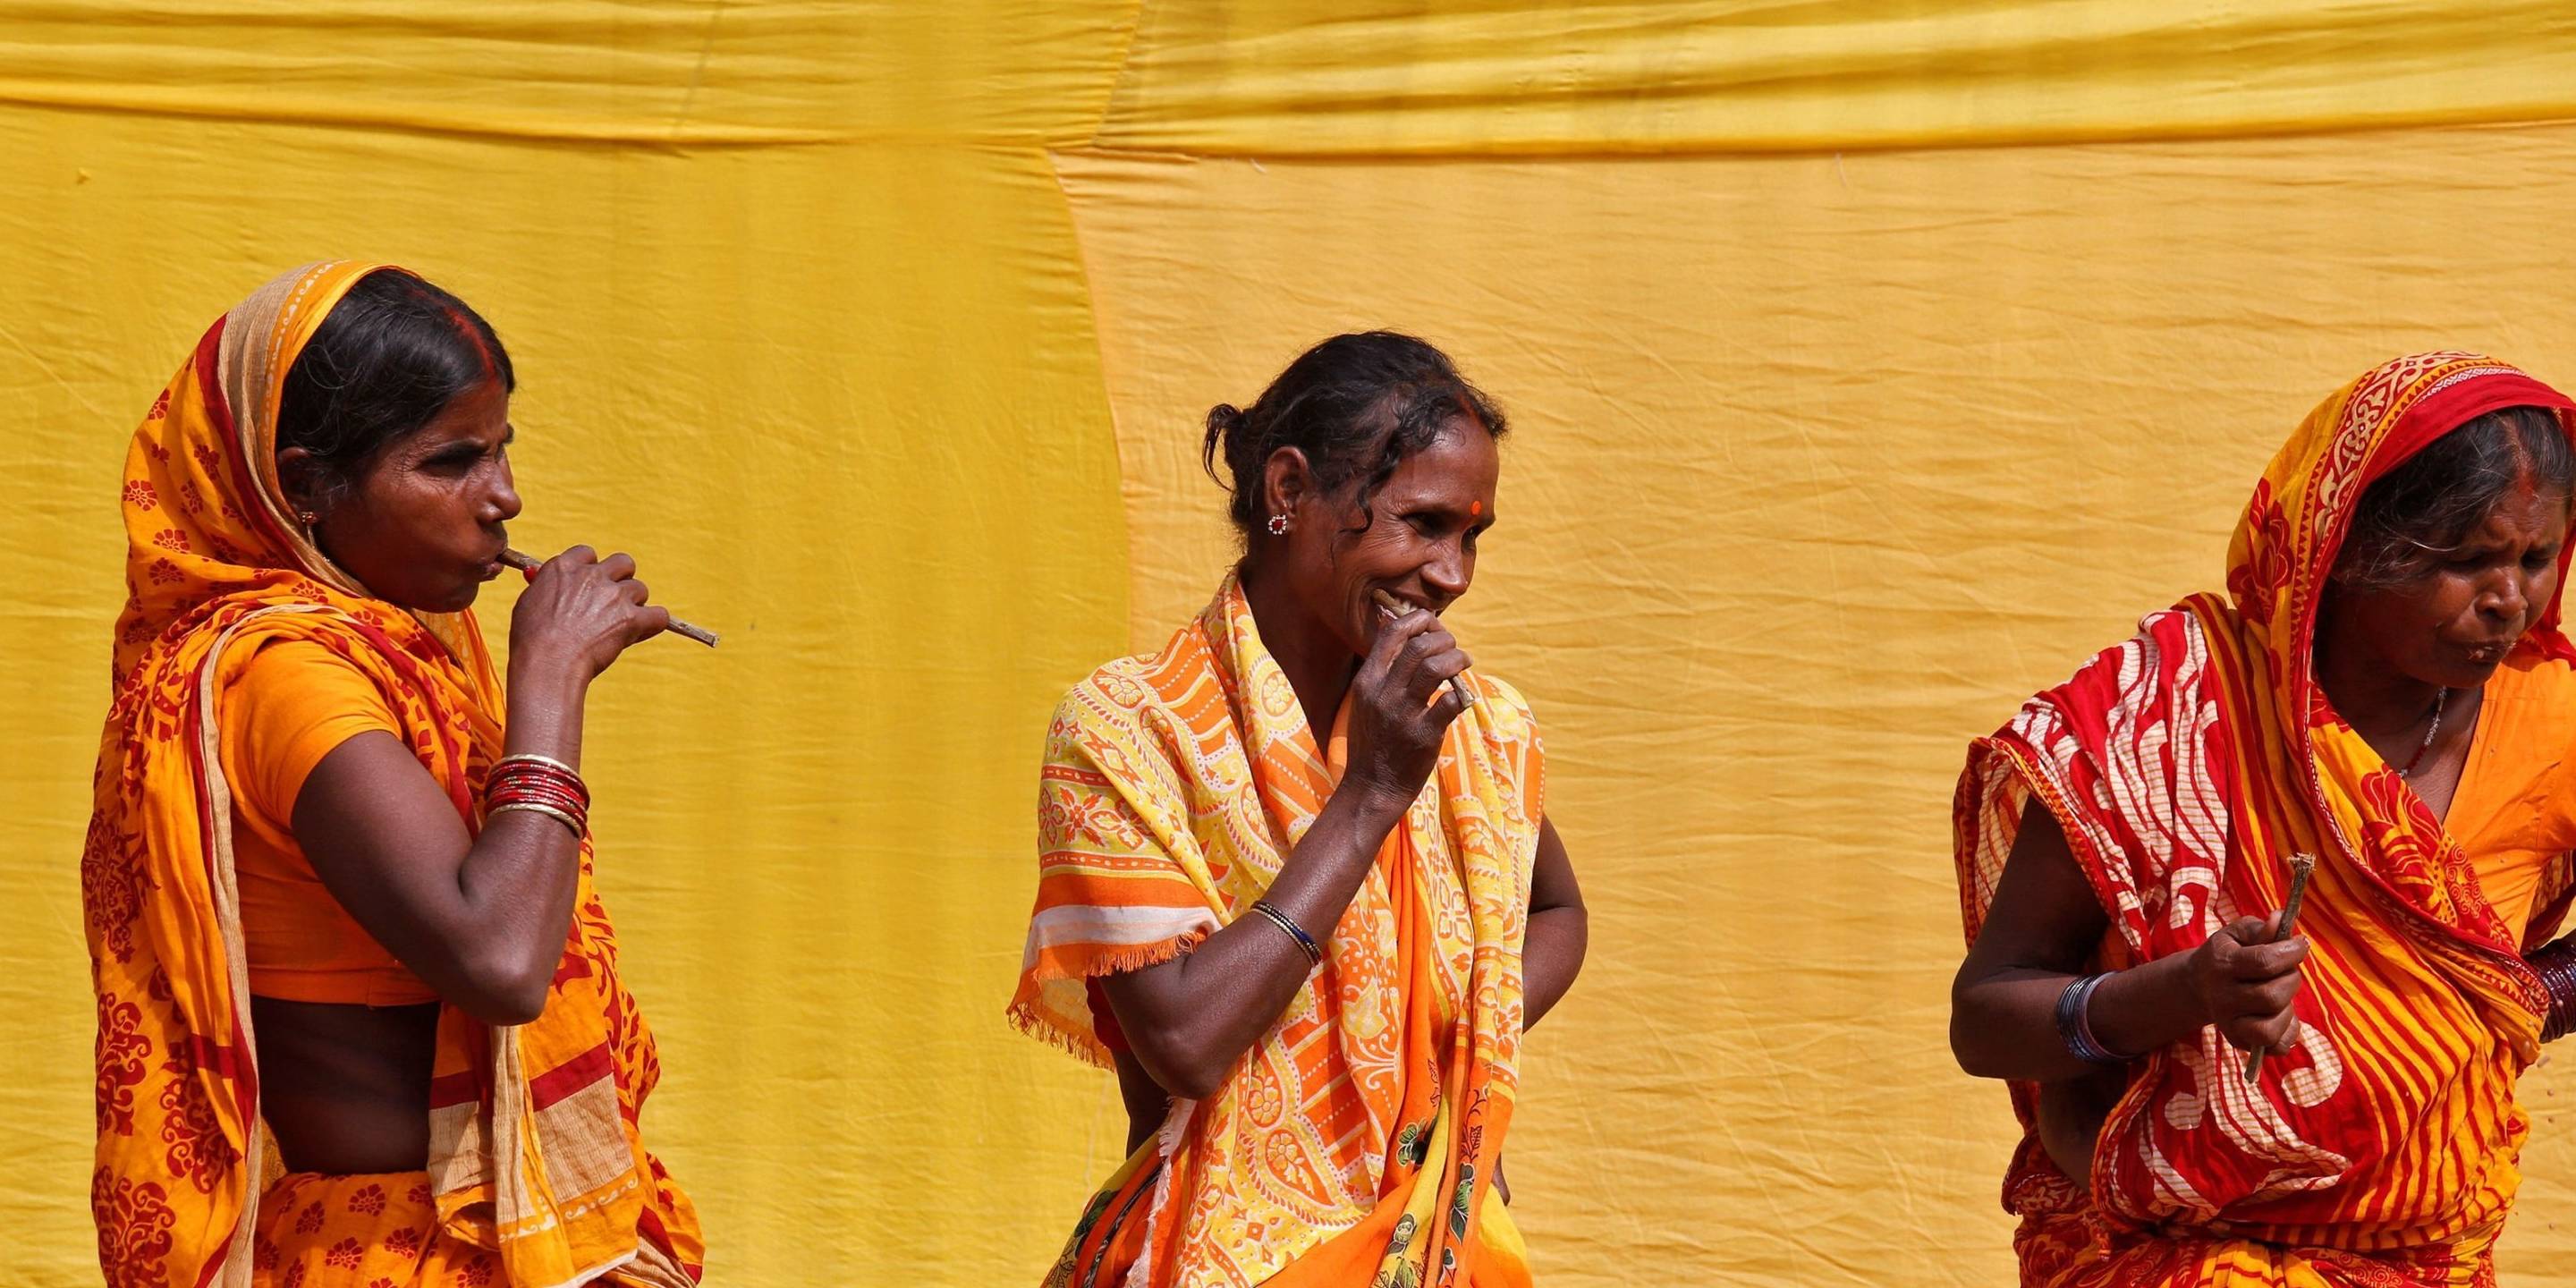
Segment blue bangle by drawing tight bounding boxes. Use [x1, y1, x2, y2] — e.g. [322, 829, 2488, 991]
[2055, 972, 2129, 1063]
[1250, 899, 1324, 966]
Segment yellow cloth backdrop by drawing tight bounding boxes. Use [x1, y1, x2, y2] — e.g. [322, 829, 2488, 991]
[7, 4, 2576, 1284]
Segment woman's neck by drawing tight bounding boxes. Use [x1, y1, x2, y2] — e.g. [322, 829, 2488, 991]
[1239, 559, 1359, 740]
[2312, 630, 2443, 741]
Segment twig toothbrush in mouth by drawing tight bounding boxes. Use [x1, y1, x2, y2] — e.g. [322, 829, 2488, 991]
[1371, 587, 1471, 711]
[500, 548, 719, 647]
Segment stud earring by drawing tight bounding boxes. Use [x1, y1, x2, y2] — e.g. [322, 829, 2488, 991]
[1267, 513, 1290, 536]
[297, 510, 318, 526]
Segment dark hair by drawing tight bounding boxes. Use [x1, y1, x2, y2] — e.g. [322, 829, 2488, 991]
[275, 269, 513, 509]
[2336, 405, 2575, 589]
[1202, 331, 1506, 538]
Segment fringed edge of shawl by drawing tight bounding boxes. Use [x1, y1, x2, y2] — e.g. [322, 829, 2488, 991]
[1007, 928, 1211, 1071]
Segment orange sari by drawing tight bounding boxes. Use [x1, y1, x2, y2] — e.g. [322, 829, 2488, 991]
[1955, 353, 2576, 1285]
[1009, 575, 1545, 1287]
[82, 262, 701, 1288]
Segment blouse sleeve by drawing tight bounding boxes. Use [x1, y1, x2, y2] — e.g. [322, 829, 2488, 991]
[218, 638, 402, 853]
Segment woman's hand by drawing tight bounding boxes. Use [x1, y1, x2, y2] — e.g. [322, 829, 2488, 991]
[1343, 606, 1470, 811]
[2183, 913, 2307, 1055]
[506, 546, 670, 684]
[1101, 606, 1474, 1101]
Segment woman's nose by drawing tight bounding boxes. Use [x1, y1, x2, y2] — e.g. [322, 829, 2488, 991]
[488, 462, 522, 522]
[1422, 547, 1469, 598]
[2480, 570, 2530, 624]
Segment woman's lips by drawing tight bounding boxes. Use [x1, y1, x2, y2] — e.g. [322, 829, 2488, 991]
[1371, 590, 1435, 619]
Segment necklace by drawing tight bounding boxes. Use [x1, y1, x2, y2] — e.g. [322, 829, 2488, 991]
[2398, 686, 2451, 778]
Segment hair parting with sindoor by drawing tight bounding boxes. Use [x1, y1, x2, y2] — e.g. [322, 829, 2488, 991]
[275, 269, 513, 512]
[2336, 406, 2576, 590]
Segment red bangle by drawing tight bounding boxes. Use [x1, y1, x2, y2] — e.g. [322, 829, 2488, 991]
[489, 780, 586, 809]
[490, 754, 589, 802]
[485, 755, 591, 835]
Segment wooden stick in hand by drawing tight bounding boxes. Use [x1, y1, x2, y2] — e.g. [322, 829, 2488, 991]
[1369, 589, 1472, 711]
[2241, 852, 2316, 1083]
[501, 548, 719, 648]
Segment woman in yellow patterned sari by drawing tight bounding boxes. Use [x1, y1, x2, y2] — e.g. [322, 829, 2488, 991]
[1952, 353, 2576, 1285]
[84, 262, 700, 1287]
[1010, 333, 1588, 1286]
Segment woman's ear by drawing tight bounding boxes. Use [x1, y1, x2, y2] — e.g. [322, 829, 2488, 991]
[1260, 446, 1311, 529]
[275, 445, 328, 522]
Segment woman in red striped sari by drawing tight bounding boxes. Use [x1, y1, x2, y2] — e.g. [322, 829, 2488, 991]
[1952, 353, 2576, 1285]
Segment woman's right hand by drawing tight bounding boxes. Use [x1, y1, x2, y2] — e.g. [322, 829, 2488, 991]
[2183, 913, 2308, 1055]
[1343, 606, 1470, 813]
[506, 546, 670, 683]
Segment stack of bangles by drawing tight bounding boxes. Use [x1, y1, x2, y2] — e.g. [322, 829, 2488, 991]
[486, 753, 590, 839]
[2533, 938, 2576, 1044]
[1249, 898, 1324, 967]
[2055, 970, 2132, 1064]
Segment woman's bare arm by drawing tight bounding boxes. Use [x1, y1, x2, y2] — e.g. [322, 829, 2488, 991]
[285, 547, 665, 1025]
[1522, 818, 1585, 1030]
[1951, 801, 2306, 1081]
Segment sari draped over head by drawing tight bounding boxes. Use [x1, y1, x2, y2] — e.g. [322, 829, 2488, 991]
[1954, 353, 2576, 1286]
[1009, 574, 1546, 1288]
[82, 261, 701, 1288]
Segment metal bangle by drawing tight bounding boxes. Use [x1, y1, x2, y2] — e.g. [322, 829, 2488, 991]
[495, 752, 585, 785]
[1250, 899, 1324, 966]
[2055, 971, 2129, 1063]
[488, 800, 585, 840]
[2535, 944, 2576, 1043]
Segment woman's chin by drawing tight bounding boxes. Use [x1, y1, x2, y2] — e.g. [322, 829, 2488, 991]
[2425, 654, 2506, 691]
[390, 581, 480, 615]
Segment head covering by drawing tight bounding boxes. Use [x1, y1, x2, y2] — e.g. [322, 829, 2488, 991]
[84, 262, 699, 1288]
[1954, 353, 2576, 1279]
[2227, 352, 2576, 697]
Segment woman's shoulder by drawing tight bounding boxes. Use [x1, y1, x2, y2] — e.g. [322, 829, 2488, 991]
[228, 629, 393, 708]
[2486, 647, 2576, 717]
[2023, 606, 2215, 708]
[1467, 670, 1538, 724]
[1055, 656, 1160, 728]
[220, 631, 406, 831]
[1054, 614, 1224, 725]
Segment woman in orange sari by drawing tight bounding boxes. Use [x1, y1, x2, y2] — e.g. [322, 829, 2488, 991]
[1951, 352, 2576, 1285]
[1009, 333, 1588, 1286]
[84, 261, 701, 1287]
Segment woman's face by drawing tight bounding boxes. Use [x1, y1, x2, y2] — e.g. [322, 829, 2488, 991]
[2326, 479, 2571, 691]
[290, 380, 521, 614]
[1270, 420, 1501, 658]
